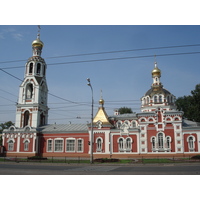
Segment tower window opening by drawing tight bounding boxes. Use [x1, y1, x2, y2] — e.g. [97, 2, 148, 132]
[154, 96, 158, 103]
[37, 63, 41, 75]
[159, 95, 162, 103]
[29, 63, 33, 74]
[40, 113, 45, 126]
[24, 111, 30, 127]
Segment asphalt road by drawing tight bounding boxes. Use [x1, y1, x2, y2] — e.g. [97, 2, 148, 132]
[1, 162, 200, 175]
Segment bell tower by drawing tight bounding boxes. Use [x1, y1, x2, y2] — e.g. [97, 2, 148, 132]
[15, 28, 49, 128]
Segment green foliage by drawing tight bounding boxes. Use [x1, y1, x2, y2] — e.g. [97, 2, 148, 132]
[0, 121, 14, 146]
[118, 107, 133, 114]
[176, 84, 200, 122]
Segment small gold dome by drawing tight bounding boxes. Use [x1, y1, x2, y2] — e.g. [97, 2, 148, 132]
[32, 38, 44, 47]
[152, 62, 161, 77]
[99, 98, 104, 105]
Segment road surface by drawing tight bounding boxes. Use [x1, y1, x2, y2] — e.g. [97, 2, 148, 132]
[0, 162, 200, 175]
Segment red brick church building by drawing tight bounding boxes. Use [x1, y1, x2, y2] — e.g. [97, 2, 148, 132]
[2, 33, 200, 158]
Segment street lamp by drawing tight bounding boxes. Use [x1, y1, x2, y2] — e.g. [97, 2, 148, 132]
[87, 78, 94, 164]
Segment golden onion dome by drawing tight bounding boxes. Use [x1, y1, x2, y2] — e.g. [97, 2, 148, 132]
[99, 98, 104, 105]
[32, 38, 44, 47]
[152, 62, 161, 77]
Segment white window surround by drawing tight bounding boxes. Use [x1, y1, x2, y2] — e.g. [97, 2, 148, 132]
[24, 139, 29, 151]
[96, 137, 103, 152]
[117, 137, 132, 152]
[54, 139, 64, 152]
[7, 139, 15, 151]
[187, 135, 195, 152]
[66, 138, 76, 152]
[77, 139, 84, 152]
[47, 139, 53, 152]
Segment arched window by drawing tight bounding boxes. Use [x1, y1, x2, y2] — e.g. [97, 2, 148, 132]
[40, 113, 45, 126]
[152, 137, 156, 149]
[96, 138, 102, 152]
[8, 140, 14, 151]
[154, 96, 158, 103]
[126, 138, 131, 151]
[167, 96, 170, 103]
[26, 84, 33, 99]
[158, 133, 164, 149]
[159, 95, 162, 103]
[29, 63, 33, 74]
[37, 63, 41, 75]
[24, 140, 29, 151]
[166, 136, 171, 148]
[188, 136, 194, 151]
[118, 138, 124, 151]
[147, 97, 149, 104]
[24, 111, 30, 127]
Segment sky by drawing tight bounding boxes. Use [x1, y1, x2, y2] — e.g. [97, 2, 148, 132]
[1, 1, 199, 197]
[0, 25, 200, 124]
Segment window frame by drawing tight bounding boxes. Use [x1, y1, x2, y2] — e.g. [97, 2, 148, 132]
[54, 139, 64, 152]
[47, 139, 53, 152]
[77, 139, 84, 152]
[66, 138, 75, 152]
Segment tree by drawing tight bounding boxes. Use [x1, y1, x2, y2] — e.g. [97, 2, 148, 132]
[176, 84, 200, 122]
[0, 121, 14, 146]
[118, 107, 133, 114]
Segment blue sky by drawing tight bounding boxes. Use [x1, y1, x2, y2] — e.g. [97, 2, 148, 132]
[0, 25, 200, 124]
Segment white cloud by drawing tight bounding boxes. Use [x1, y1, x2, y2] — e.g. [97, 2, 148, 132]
[11, 33, 23, 40]
[0, 27, 23, 41]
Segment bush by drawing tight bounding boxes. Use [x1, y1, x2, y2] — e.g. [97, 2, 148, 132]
[191, 155, 200, 159]
[94, 158, 119, 163]
[28, 156, 47, 160]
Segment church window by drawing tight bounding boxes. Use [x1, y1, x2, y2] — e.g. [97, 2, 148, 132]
[54, 139, 63, 152]
[126, 138, 132, 151]
[24, 111, 30, 127]
[29, 63, 33, 74]
[167, 96, 170, 103]
[188, 136, 195, 151]
[77, 139, 83, 152]
[8, 140, 14, 151]
[152, 137, 156, 149]
[96, 138, 102, 152]
[24, 140, 29, 151]
[66, 139, 75, 152]
[40, 113, 45, 126]
[158, 133, 164, 149]
[154, 96, 158, 103]
[159, 95, 162, 103]
[147, 97, 149, 104]
[118, 138, 124, 152]
[26, 84, 33, 99]
[47, 139, 53, 152]
[166, 136, 171, 149]
[36, 63, 41, 75]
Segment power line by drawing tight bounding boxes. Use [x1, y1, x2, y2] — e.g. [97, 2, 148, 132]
[1, 43, 200, 65]
[1, 50, 200, 70]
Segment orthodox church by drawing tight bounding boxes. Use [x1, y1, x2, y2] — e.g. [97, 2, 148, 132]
[2, 33, 200, 158]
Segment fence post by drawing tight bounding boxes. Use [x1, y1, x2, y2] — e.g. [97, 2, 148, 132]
[65, 156, 66, 163]
[52, 156, 53, 163]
